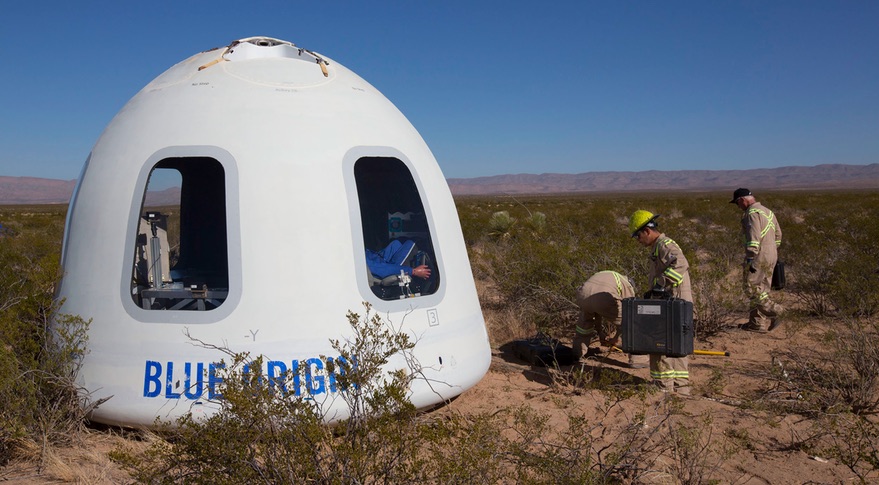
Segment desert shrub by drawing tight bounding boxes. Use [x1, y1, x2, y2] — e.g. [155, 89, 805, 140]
[816, 413, 879, 483]
[115, 303, 731, 484]
[741, 316, 879, 482]
[590, 397, 736, 484]
[0, 206, 92, 466]
[114, 304, 644, 483]
[700, 366, 729, 398]
[503, 408, 603, 484]
[548, 362, 656, 403]
[458, 195, 646, 336]
[784, 191, 879, 317]
[679, 202, 748, 336]
[690, 263, 742, 338]
[527, 210, 547, 233]
[835, 320, 879, 415]
[664, 413, 736, 485]
[759, 319, 879, 416]
[453, 396, 732, 484]
[723, 427, 756, 452]
[488, 210, 516, 237]
[418, 411, 509, 482]
[113, 303, 425, 483]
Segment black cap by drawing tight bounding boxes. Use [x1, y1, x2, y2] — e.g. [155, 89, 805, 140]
[729, 188, 751, 203]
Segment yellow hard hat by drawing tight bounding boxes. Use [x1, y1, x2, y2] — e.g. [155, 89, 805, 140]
[628, 210, 659, 237]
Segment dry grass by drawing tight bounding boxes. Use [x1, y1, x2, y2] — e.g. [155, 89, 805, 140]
[1, 431, 139, 484]
[475, 277, 537, 346]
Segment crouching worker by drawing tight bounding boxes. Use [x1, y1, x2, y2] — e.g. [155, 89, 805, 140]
[629, 210, 693, 395]
[573, 270, 650, 369]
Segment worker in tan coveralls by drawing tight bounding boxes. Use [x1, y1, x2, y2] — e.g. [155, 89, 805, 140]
[730, 188, 784, 332]
[629, 210, 692, 395]
[572, 271, 650, 369]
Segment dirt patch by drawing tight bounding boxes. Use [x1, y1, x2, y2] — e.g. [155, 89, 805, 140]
[445, 319, 862, 484]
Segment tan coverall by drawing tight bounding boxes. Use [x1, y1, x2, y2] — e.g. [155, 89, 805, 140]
[646, 234, 692, 394]
[572, 271, 648, 367]
[741, 202, 783, 330]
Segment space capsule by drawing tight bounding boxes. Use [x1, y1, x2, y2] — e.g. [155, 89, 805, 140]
[56, 37, 490, 427]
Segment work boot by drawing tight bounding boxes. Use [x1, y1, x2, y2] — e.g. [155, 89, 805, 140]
[738, 323, 766, 333]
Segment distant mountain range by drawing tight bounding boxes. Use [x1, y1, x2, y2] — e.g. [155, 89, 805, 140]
[447, 163, 879, 195]
[1, 163, 877, 205]
[0, 177, 77, 205]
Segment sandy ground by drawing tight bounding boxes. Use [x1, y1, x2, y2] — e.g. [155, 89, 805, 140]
[1, 315, 874, 484]
[446, 323, 865, 484]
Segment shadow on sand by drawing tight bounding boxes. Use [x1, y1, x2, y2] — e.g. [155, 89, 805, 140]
[494, 341, 650, 388]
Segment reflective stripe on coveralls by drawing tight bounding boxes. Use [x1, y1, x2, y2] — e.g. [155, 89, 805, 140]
[744, 207, 778, 250]
[653, 239, 684, 287]
[651, 369, 690, 380]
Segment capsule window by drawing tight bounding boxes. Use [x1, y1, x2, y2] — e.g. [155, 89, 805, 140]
[130, 157, 229, 310]
[354, 157, 439, 300]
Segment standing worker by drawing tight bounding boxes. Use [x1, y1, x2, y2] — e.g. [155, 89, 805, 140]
[730, 188, 783, 332]
[573, 271, 649, 369]
[629, 210, 692, 395]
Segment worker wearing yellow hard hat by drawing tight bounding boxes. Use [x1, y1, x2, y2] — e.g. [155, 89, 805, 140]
[628, 209, 660, 237]
[629, 209, 693, 395]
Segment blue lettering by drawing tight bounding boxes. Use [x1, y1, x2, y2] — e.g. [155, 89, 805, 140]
[209, 362, 225, 400]
[267, 360, 287, 394]
[144, 361, 162, 397]
[165, 361, 182, 399]
[326, 357, 337, 392]
[305, 358, 325, 395]
[142, 355, 354, 400]
[291, 359, 301, 396]
[331, 355, 358, 391]
[183, 362, 204, 399]
[242, 361, 263, 386]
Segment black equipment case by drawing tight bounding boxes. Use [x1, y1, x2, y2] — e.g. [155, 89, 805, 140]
[621, 298, 694, 357]
[771, 260, 785, 290]
[512, 335, 576, 367]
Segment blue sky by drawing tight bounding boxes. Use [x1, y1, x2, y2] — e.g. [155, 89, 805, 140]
[2, 1, 877, 180]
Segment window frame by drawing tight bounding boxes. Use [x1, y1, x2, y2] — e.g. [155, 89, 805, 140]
[121, 146, 241, 324]
[343, 147, 445, 308]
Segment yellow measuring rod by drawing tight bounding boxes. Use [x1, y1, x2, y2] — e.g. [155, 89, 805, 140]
[694, 349, 730, 357]
[612, 347, 730, 357]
